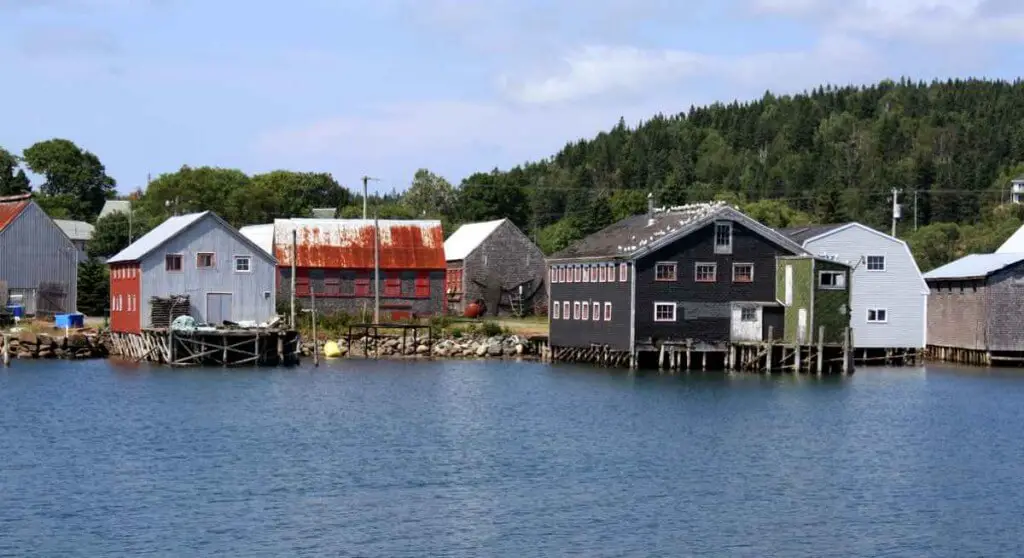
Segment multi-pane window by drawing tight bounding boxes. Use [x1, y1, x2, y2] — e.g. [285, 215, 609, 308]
[654, 302, 676, 322]
[819, 271, 846, 289]
[197, 252, 215, 268]
[590, 266, 598, 282]
[553, 301, 560, 319]
[583, 265, 590, 283]
[234, 256, 251, 272]
[574, 267, 581, 282]
[592, 302, 600, 321]
[741, 306, 758, 322]
[562, 301, 569, 319]
[599, 265, 607, 282]
[655, 262, 677, 281]
[867, 308, 888, 323]
[619, 263, 628, 282]
[695, 263, 717, 282]
[866, 255, 886, 271]
[733, 263, 753, 283]
[581, 301, 589, 320]
[604, 302, 612, 321]
[573, 301, 580, 320]
[714, 221, 732, 254]
[165, 254, 183, 271]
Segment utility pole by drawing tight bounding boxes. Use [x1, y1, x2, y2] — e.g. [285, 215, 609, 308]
[373, 210, 381, 324]
[290, 228, 297, 329]
[361, 176, 379, 219]
[913, 189, 919, 231]
[891, 187, 902, 238]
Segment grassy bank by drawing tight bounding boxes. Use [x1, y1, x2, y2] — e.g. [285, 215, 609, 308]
[295, 313, 549, 339]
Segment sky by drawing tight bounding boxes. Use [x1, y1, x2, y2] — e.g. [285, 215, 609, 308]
[2, 0, 1024, 195]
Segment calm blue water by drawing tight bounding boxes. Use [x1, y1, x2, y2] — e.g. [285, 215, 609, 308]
[2, 360, 1024, 557]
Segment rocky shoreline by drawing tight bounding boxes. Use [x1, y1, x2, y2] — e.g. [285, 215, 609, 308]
[301, 333, 544, 360]
[3, 331, 110, 360]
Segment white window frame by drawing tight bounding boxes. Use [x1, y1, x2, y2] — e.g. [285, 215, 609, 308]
[165, 253, 183, 272]
[866, 255, 886, 272]
[714, 221, 733, 254]
[550, 268, 555, 284]
[582, 265, 590, 283]
[732, 263, 754, 283]
[573, 301, 580, 320]
[619, 263, 628, 282]
[599, 265, 607, 282]
[590, 266, 598, 282]
[604, 302, 612, 321]
[234, 255, 252, 273]
[574, 266, 581, 282]
[655, 261, 677, 281]
[581, 301, 589, 320]
[819, 271, 846, 289]
[867, 308, 888, 323]
[654, 302, 677, 322]
[592, 302, 600, 321]
[196, 252, 216, 269]
[562, 301, 569, 319]
[552, 300, 560, 319]
[695, 262, 717, 283]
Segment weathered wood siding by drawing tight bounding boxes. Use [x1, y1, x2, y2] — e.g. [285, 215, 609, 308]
[801, 224, 927, 349]
[549, 262, 632, 351]
[277, 269, 445, 320]
[981, 263, 1024, 351]
[635, 221, 796, 346]
[0, 202, 78, 314]
[777, 258, 813, 344]
[926, 279, 987, 350]
[460, 221, 547, 315]
[140, 214, 277, 326]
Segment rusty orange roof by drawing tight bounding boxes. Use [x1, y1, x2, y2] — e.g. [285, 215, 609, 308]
[244, 219, 446, 270]
[0, 194, 31, 232]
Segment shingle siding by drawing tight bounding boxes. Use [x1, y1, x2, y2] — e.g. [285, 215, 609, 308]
[926, 281, 987, 350]
[460, 221, 547, 315]
[0, 202, 78, 314]
[549, 263, 632, 351]
[982, 264, 1024, 351]
[634, 221, 796, 345]
[800, 224, 927, 349]
[139, 215, 277, 326]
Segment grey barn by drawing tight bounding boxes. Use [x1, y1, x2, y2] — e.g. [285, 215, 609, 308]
[0, 193, 79, 315]
[444, 219, 547, 316]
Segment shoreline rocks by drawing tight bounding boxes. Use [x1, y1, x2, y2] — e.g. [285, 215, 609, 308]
[301, 333, 541, 361]
[3, 331, 110, 360]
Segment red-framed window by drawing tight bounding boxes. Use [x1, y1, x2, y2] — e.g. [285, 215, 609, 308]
[355, 275, 371, 297]
[295, 268, 310, 296]
[325, 270, 341, 296]
[384, 272, 402, 297]
[415, 272, 431, 298]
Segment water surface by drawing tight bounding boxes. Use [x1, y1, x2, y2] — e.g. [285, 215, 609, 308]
[2, 359, 1023, 557]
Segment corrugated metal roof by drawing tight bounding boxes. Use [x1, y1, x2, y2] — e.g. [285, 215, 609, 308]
[254, 218, 445, 270]
[99, 199, 132, 219]
[238, 223, 275, 257]
[0, 194, 31, 232]
[443, 219, 505, 261]
[923, 253, 1024, 280]
[53, 219, 95, 241]
[107, 212, 208, 263]
[778, 223, 851, 244]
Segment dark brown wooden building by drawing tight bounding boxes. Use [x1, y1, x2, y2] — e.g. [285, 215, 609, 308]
[547, 201, 809, 362]
[923, 252, 1024, 364]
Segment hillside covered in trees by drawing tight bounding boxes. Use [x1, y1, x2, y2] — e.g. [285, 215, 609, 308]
[5, 78, 1024, 283]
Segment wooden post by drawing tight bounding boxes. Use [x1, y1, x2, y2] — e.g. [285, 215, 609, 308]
[816, 326, 824, 376]
[685, 345, 691, 370]
[311, 289, 319, 367]
[843, 327, 852, 374]
[658, 344, 665, 371]
[2, 334, 8, 367]
[766, 326, 774, 374]
[728, 345, 736, 371]
[701, 351, 707, 371]
[794, 344, 801, 373]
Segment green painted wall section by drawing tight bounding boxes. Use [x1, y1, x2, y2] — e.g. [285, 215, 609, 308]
[775, 257, 851, 345]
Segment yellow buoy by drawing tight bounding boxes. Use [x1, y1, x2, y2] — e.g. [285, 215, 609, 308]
[323, 340, 341, 358]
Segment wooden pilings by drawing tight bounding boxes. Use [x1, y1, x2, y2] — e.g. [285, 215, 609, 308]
[925, 345, 995, 366]
[108, 328, 301, 367]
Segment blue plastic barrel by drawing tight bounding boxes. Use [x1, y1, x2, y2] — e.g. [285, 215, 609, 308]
[6, 305, 23, 318]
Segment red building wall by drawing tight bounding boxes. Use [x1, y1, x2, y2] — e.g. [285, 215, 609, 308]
[110, 262, 142, 333]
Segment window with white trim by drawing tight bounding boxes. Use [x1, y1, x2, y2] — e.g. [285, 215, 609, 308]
[234, 255, 252, 273]
[866, 255, 885, 271]
[562, 301, 569, 319]
[654, 302, 676, 322]
[581, 301, 589, 320]
[695, 263, 717, 282]
[819, 271, 846, 289]
[655, 262, 677, 281]
[599, 265, 607, 282]
[867, 308, 888, 323]
[732, 263, 754, 283]
[592, 302, 600, 321]
[619, 263, 628, 282]
[740, 306, 757, 322]
[550, 268, 555, 284]
[583, 265, 590, 283]
[604, 302, 612, 321]
[714, 221, 732, 254]
[590, 266, 598, 282]
[574, 266, 581, 282]
[559, 267, 565, 282]
[573, 301, 580, 320]
[552, 300, 560, 319]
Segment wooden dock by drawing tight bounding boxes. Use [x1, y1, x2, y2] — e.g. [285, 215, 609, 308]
[109, 328, 301, 367]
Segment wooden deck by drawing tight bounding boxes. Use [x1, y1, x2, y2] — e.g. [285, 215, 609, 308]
[109, 328, 301, 367]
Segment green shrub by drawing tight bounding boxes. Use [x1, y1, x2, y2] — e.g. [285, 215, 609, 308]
[481, 321, 503, 337]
